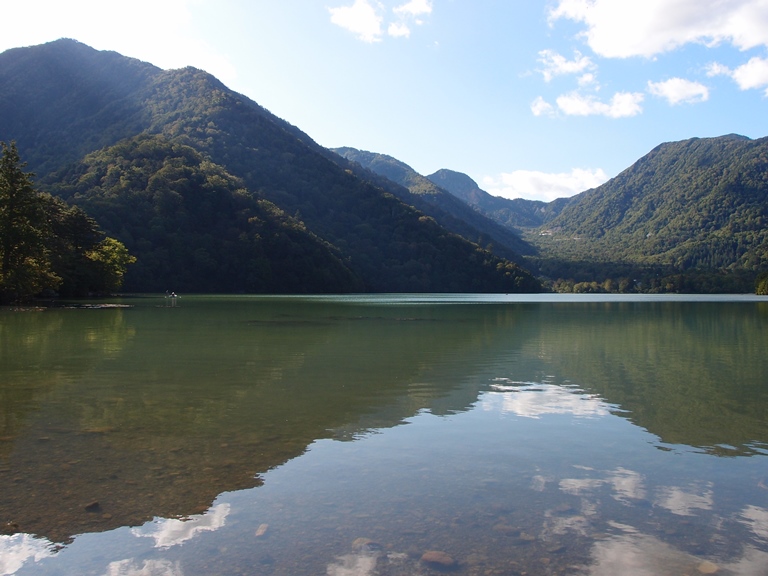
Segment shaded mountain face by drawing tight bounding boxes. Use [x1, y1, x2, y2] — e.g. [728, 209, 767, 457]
[51, 134, 363, 293]
[0, 39, 541, 293]
[333, 147, 536, 258]
[0, 39, 161, 176]
[426, 169, 569, 229]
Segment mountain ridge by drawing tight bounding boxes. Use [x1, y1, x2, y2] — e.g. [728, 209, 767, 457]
[350, 134, 768, 292]
[332, 146, 535, 259]
[0, 39, 541, 294]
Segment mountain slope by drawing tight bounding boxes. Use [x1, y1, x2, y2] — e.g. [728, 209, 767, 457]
[52, 134, 363, 293]
[0, 39, 541, 293]
[427, 169, 569, 229]
[332, 147, 535, 258]
[0, 39, 160, 176]
[542, 135, 768, 272]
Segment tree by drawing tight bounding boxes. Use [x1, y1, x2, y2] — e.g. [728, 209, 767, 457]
[44, 196, 137, 296]
[0, 141, 58, 302]
[1, 142, 136, 301]
[86, 237, 137, 293]
[757, 272, 768, 295]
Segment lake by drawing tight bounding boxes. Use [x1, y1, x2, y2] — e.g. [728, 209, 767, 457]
[1, 294, 767, 575]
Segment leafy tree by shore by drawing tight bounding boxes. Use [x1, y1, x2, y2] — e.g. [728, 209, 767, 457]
[757, 272, 768, 295]
[0, 141, 135, 302]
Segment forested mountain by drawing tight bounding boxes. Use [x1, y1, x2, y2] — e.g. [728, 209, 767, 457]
[0, 39, 540, 295]
[354, 137, 768, 293]
[51, 135, 362, 293]
[426, 169, 570, 229]
[333, 147, 534, 258]
[2, 39, 766, 295]
[533, 135, 768, 291]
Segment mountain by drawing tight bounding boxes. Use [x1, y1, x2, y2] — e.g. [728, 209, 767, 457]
[332, 147, 535, 258]
[356, 136, 768, 293]
[0, 39, 541, 294]
[426, 169, 569, 229]
[535, 135, 768, 287]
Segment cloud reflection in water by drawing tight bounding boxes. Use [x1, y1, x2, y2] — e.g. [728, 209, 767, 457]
[0, 534, 54, 576]
[484, 379, 614, 419]
[131, 503, 230, 549]
[104, 558, 183, 576]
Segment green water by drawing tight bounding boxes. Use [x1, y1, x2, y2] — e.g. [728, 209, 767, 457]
[1, 294, 767, 575]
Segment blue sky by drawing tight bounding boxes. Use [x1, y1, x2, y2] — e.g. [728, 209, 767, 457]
[2, 0, 768, 201]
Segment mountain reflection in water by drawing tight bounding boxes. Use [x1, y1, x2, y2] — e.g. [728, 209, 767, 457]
[1, 294, 767, 575]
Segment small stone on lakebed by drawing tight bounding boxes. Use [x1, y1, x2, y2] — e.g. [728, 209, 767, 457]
[420, 550, 456, 567]
[698, 561, 719, 574]
[352, 537, 382, 551]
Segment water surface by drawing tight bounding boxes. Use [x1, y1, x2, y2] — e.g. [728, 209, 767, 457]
[1, 294, 767, 575]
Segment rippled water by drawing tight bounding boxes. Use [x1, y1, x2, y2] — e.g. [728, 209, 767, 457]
[1, 294, 767, 575]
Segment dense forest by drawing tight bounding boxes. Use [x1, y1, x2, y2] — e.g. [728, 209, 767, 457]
[0, 39, 540, 299]
[0, 141, 134, 303]
[530, 135, 768, 292]
[425, 138, 768, 293]
[1, 39, 767, 297]
[51, 135, 362, 293]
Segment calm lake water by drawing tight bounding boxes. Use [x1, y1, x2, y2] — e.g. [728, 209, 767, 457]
[1, 294, 767, 575]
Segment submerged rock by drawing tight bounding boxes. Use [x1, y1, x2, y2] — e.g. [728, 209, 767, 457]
[420, 550, 456, 568]
[352, 537, 383, 552]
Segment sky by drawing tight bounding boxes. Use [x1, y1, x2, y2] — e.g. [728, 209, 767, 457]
[2, 0, 768, 202]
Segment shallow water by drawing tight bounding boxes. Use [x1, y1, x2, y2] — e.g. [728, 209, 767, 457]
[1, 294, 767, 575]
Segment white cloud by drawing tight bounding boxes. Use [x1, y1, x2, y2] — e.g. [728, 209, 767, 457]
[329, 0, 432, 41]
[531, 96, 556, 117]
[706, 57, 768, 94]
[549, 0, 768, 59]
[388, 22, 411, 37]
[556, 91, 644, 118]
[647, 78, 709, 104]
[393, 0, 432, 17]
[328, 0, 384, 43]
[558, 467, 646, 503]
[732, 56, 768, 92]
[388, 0, 432, 37]
[537, 49, 595, 82]
[482, 167, 609, 201]
[706, 62, 733, 77]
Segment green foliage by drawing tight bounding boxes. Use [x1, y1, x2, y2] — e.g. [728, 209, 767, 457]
[0, 41, 541, 294]
[10, 42, 767, 296]
[5, 41, 768, 294]
[757, 272, 768, 295]
[333, 148, 535, 260]
[524, 135, 768, 292]
[53, 134, 364, 293]
[0, 142, 135, 301]
[0, 141, 58, 301]
[85, 237, 137, 293]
